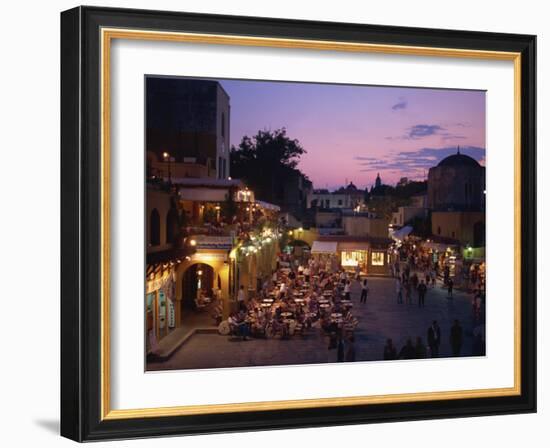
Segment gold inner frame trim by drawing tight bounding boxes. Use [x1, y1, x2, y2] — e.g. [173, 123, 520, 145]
[100, 27, 522, 421]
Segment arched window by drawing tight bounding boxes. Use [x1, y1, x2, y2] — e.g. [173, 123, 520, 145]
[150, 208, 160, 246]
[166, 208, 179, 244]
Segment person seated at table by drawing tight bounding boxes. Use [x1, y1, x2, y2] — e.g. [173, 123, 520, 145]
[308, 295, 319, 311]
[343, 309, 354, 323]
[250, 312, 266, 337]
[278, 282, 288, 299]
[288, 269, 296, 281]
[271, 270, 278, 287]
[261, 279, 270, 297]
[320, 314, 332, 333]
[270, 314, 288, 338]
[302, 310, 314, 329]
[227, 312, 240, 336]
[339, 271, 347, 284]
[235, 310, 251, 340]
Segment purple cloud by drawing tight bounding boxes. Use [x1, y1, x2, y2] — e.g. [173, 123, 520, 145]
[391, 99, 408, 111]
[354, 145, 485, 180]
[407, 124, 444, 139]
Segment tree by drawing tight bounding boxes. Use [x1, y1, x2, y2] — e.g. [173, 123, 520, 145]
[230, 128, 307, 204]
[221, 187, 238, 223]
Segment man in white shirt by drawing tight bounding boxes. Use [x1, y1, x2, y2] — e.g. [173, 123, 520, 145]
[303, 266, 310, 283]
[237, 285, 246, 310]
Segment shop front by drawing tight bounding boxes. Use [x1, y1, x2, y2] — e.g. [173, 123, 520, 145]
[311, 241, 339, 273]
[313, 237, 392, 276]
[339, 242, 369, 275]
[146, 267, 176, 354]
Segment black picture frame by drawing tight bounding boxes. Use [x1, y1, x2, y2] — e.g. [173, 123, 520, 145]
[61, 5, 536, 442]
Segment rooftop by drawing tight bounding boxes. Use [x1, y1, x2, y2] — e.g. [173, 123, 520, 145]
[437, 149, 481, 168]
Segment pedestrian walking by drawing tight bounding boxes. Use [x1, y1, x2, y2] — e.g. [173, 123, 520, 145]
[383, 338, 397, 360]
[450, 319, 463, 356]
[396, 278, 403, 304]
[360, 278, 368, 304]
[472, 332, 485, 356]
[345, 335, 356, 362]
[405, 281, 412, 305]
[417, 280, 427, 307]
[337, 336, 345, 362]
[447, 278, 454, 298]
[399, 338, 416, 360]
[415, 336, 427, 359]
[427, 321, 441, 357]
[344, 280, 351, 301]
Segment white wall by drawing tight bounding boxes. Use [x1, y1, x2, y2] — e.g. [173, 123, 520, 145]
[0, 0, 546, 447]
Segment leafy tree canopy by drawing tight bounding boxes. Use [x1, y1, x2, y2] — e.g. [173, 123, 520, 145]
[230, 128, 309, 204]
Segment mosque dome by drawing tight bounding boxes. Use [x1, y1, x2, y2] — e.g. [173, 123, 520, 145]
[437, 148, 481, 168]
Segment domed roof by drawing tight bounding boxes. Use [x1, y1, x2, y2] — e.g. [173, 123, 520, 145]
[437, 150, 480, 168]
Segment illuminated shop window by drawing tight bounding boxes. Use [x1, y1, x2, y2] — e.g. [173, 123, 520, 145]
[371, 251, 385, 266]
[341, 250, 366, 267]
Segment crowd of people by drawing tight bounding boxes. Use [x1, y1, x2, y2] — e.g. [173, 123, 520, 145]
[220, 255, 362, 362]
[215, 246, 485, 363]
[392, 243, 485, 322]
[382, 318, 484, 360]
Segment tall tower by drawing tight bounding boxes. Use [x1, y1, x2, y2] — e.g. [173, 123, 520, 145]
[375, 172, 382, 189]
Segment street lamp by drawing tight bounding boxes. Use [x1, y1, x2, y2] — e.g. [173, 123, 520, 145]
[162, 151, 174, 184]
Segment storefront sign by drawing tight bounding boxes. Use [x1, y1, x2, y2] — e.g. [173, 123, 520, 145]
[146, 270, 172, 295]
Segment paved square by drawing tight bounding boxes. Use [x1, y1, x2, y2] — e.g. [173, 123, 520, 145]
[148, 277, 485, 371]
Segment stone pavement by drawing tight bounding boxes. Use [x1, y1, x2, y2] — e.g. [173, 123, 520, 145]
[147, 277, 485, 371]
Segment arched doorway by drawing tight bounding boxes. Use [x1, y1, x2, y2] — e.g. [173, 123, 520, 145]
[181, 263, 215, 311]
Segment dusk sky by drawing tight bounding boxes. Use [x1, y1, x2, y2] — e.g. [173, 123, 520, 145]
[218, 79, 486, 190]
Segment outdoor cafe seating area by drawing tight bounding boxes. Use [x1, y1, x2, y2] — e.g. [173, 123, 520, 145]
[218, 264, 359, 340]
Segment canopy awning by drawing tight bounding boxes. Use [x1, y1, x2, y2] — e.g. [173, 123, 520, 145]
[391, 225, 413, 242]
[255, 200, 281, 212]
[423, 241, 459, 251]
[311, 241, 338, 254]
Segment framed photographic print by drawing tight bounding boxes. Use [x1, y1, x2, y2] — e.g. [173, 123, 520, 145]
[60, 6, 536, 441]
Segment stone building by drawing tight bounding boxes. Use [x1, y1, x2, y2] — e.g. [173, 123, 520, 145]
[427, 148, 486, 248]
[427, 148, 485, 212]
